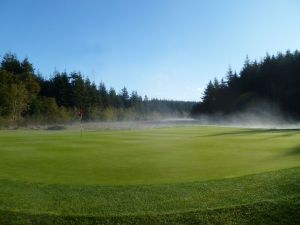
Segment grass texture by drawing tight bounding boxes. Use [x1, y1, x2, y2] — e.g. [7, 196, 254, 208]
[0, 126, 299, 224]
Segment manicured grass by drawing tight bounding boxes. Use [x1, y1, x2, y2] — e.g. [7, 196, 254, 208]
[0, 126, 299, 185]
[0, 126, 299, 224]
[0, 168, 299, 224]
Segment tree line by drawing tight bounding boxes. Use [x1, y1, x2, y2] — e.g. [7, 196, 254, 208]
[191, 50, 300, 119]
[0, 53, 195, 125]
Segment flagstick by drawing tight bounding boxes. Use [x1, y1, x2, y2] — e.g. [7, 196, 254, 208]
[80, 115, 83, 136]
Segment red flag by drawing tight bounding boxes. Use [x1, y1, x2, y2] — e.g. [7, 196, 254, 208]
[78, 108, 84, 119]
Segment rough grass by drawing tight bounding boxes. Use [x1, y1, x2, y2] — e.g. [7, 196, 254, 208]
[0, 126, 299, 224]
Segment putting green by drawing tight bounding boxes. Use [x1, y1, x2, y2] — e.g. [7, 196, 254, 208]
[0, 126, 299, 185]
[0, 126, 300, 224]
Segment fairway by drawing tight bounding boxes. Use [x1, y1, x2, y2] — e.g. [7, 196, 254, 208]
[0, 126, 300, 224]
[0, 126, 300, 185]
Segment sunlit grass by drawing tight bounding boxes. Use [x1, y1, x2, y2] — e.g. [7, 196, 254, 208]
[0, 126, 299, 185]
[0, 126, 299, 224]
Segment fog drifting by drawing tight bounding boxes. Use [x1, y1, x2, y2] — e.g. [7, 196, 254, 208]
[67, 115, 299, 131]
[45, 102, 300, 131]
[194, 102, 300, 129]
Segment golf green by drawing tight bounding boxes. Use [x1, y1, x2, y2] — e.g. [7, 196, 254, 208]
[0, 126, 299, 224]
[0, 126, 299, 185]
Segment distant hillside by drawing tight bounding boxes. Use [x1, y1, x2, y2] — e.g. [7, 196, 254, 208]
[191, 50, 300, 119]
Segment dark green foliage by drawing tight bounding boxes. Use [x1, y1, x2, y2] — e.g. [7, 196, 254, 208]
[1, 53, 23, 74]
[120, 86, 130, 108]
[28, 97, 69, 123]
[192, 50, 300, 118]
[108, 87, 120, 108]
[99, 81, 108, 108]
[0, 54, 40, 122]
[146, 99, 195, 116]
[0, 53, 195, 124]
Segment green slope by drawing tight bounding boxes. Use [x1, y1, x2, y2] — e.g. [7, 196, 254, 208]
[0, 126, 299, 224]
[0, 126, 299, 185]
[0, 168, 299, 224]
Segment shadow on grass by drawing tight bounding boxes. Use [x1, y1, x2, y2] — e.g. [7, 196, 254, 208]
[285, 145, 300, 156]
[202, 129, 300, 137]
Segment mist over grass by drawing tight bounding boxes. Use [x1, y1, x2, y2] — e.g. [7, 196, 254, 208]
[46, 113, 300, 131]
[194, 101, 300, 129]
[3, 101, 299, 131]
[76, 104, 300, 131]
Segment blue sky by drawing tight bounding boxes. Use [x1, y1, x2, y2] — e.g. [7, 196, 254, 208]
[0, 0, 299, 101]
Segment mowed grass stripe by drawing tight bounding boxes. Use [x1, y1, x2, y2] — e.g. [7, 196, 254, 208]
[0, 126, 300, 185]
[1, 197, 300, 225]
[0, 167, 299, 216]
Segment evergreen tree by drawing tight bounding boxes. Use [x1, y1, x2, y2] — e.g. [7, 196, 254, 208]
[120, 87, 129, 108]
[99, 82, 108, 108]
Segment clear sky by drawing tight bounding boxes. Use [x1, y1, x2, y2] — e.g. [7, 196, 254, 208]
[0, 0, 299, 101]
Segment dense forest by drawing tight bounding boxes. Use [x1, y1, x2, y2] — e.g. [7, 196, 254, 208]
[0, 53, 195, 125]
[192, 50, 300, 119]
[2, 50, 299, 126]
